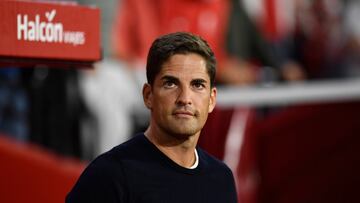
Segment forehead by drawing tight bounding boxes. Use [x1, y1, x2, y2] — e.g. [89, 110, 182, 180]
[159, 53, 209, 80]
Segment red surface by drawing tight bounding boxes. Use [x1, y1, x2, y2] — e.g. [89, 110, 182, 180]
[256, 102, 360, 203]
[0, 135, 86, 203]
[200, 101, 360, 203]
[199, 107, 234, 160]
[112, 0, 229, 66]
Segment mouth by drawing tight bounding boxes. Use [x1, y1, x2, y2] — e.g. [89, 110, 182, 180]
[173, 110, 194, 118]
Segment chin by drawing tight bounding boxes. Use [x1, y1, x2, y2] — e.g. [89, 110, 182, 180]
[168, 127, 200, 139]
[160, 120, 202, 139]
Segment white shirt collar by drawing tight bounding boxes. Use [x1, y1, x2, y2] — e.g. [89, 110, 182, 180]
[189, 149, 199, 169]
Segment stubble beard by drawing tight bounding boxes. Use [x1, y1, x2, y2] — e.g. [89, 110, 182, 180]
[161, 115, 201, 140]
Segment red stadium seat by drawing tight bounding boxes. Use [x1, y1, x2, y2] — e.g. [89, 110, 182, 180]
[0, 135, 86, 203]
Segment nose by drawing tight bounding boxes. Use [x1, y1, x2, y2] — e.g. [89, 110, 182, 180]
[176, 86, 192, 106]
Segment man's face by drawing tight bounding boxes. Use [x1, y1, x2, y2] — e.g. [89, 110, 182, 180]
[143, 53, 217, 139]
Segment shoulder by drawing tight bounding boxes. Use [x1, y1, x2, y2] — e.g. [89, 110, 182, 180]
[84, 134, 147, 173]
[197, 147, 228, 169]
[197, 147, 234, 177]
[66, 134, 147, 202]
[197, 148, 238, 202]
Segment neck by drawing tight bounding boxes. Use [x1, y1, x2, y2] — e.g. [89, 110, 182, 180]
[144, 126, 199, 168]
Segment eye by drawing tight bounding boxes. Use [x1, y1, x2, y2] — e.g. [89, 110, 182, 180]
[163, 81, 176, 88]
[192, 81, 206, 90]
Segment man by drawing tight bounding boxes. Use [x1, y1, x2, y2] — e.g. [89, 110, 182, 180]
[66, 32, 237, 203]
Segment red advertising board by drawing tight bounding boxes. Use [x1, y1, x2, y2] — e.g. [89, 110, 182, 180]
[0, 1, 101, 63]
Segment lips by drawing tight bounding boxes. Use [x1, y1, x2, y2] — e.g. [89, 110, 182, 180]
[173, 110, 194, 117]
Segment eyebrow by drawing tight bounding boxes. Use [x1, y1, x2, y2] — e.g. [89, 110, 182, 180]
[161, 75, 179, 83]
[161, 75, 208, 84]
[191, 78, 207, 84]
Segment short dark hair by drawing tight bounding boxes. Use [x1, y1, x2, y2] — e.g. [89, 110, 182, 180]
[146, 32, 216, 87]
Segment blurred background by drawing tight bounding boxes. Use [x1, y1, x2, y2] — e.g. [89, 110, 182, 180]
[1, 0, 360, 202]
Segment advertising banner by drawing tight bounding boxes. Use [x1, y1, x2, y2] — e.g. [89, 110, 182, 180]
[0, 1, 101, 62]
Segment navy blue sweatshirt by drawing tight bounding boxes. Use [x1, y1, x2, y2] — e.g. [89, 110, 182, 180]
[66, 134, 237, 203]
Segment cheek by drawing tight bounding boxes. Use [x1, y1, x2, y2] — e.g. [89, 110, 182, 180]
[157, 90, 177, 105]
[153, 93, 174, 113]
[195, 96, 211, 113]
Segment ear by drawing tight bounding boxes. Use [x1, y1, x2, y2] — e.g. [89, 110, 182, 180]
[143, 83, 153, 110]
[208, 87, 217, 113]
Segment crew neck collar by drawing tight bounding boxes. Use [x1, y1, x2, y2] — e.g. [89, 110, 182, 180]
[141, 133, 202, 174]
